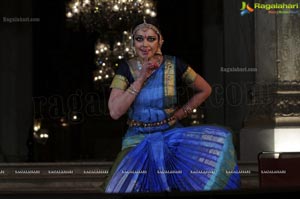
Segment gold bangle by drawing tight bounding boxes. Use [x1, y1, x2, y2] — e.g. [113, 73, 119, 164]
[127, 87, 137, 95]
[130, 84, 139, 93]
[129, 87, 138, 95]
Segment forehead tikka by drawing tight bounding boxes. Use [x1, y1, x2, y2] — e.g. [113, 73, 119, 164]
[132, 21, 161, 36]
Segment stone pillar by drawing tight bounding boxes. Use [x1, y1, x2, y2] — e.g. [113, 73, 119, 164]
[240, 0, 300, 161]
[275, 13, 300, 125]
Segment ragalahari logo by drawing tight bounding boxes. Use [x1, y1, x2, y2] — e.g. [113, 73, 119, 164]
[240, 1, 254, 16]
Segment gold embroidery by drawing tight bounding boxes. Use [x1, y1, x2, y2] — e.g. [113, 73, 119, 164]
[182, 66, 197, 85]
[164, 56, 176, 113]
[110, 75, 129, 90]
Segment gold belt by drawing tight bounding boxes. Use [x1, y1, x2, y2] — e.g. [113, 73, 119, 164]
[127, 116, 176, 127]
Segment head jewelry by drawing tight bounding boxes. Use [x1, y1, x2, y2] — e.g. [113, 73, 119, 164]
[132, 20, 164, 55]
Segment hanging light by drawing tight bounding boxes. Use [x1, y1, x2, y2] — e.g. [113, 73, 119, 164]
[33, 129, 50, 145]
[66, 0, 157, 85]
[33, 119, 50, 144]
[93, 30, 135, 83]
[66, 0, 157, 34]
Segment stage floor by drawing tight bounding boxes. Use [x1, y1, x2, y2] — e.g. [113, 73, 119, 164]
[1, 189, 299, 199]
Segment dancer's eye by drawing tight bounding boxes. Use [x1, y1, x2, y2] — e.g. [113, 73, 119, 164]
[134, 36, 144, 42]
[147, 36, 157, 42]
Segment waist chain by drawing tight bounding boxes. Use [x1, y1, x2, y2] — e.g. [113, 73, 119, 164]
[127, 116, 176, 127]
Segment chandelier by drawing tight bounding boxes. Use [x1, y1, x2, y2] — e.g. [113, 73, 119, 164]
[66, 0, 157, 85]
[93, 30, 134, 83]
[66, 0, 157, 33]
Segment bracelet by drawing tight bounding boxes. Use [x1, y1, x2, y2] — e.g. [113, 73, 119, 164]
[182, 104, 193, 117]
[127, 88, 137, 95]
[126, 84, 139, 96]
[130, 84, 139, 93]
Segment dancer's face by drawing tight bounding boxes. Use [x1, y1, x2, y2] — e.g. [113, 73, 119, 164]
[133, 28, 159, 60]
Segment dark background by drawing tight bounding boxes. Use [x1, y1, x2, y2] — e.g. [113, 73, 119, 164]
[0, 0, 254, 162]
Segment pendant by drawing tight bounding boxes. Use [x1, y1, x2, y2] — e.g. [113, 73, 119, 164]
[137, 61, 142, 71]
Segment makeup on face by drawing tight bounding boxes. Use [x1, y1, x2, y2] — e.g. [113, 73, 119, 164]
[134, 28, 160, 59]
[134, 35, 157, 43]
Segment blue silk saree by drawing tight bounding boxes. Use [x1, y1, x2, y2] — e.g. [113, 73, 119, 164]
[105, 56, 240, 193]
